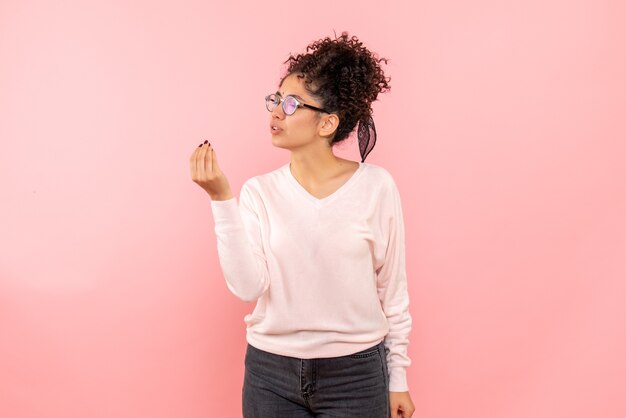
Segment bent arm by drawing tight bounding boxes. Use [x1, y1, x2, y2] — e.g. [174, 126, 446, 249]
[210, 181, 270, 302]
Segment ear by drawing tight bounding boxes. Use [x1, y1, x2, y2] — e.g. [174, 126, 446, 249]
[318, 113, 340, 138]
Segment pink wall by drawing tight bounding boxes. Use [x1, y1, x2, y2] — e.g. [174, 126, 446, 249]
[1, 0, 625, 417]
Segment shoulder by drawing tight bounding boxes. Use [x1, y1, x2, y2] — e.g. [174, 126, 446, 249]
[240, 163, 289, 195]
[361, 162, 399, 191]
[362, 162, 393, 179]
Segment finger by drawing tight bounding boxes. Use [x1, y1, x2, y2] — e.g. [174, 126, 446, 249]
[204, 143, 213, 174]
[197, 141, 209, 178]
[390, 406, 398, 418]
[190, 142, 204, 179]
[210, 146, 219, 172]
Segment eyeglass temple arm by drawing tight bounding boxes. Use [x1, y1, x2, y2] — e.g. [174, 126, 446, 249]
[300, 103, 330, 114]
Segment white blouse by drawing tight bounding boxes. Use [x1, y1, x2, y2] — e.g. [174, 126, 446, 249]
[210, 161, 412, 392]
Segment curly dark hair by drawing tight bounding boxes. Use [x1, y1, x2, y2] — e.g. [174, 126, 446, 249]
[280, 32, 390, 145]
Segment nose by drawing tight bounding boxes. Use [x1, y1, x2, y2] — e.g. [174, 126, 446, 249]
[271, 101, 285, 119]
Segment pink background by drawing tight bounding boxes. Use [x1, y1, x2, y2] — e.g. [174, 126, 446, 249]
[1, 0, 625, 417]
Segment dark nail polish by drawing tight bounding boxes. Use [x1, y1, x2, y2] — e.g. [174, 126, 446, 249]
[198, 143, 202, 147]
[204, 140, 208, 144]
[208, 142, 211, 146]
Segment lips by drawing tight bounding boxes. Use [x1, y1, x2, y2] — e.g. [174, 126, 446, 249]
[270, 124, 283, 135]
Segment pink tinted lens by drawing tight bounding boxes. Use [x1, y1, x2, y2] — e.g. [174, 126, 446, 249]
[283, 96, 298, 115]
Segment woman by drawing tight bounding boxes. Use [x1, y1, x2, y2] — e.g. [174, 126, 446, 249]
[190, 32, 415, 418]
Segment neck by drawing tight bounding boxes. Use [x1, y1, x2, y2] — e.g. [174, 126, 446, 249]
[289, 148, 341, 184]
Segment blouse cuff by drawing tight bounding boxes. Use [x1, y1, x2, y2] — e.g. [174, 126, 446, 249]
[388, 366, 408, 392]
[210, 197, 239, 222]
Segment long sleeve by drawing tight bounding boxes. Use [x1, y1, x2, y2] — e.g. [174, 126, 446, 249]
[376, 179, 413, 392]
[210, 180, 270, 302]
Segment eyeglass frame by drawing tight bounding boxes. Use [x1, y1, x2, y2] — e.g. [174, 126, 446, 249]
[265, 92, 331, 116]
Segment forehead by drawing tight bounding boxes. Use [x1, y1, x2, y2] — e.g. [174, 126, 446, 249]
[277, 73, 311, 100]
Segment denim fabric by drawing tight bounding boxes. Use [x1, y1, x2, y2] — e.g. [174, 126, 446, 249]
[242, 340, 390, 417]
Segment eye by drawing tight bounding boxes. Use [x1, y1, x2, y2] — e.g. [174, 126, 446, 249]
[283, 96, 298, 114]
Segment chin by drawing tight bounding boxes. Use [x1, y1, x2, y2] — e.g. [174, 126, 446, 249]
[271, 136, 290, 150]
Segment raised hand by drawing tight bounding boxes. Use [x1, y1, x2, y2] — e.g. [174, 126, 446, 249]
[189, 140, 233, 201]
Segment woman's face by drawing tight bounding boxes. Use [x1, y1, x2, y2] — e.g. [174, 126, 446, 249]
[269, 73, 328, 151]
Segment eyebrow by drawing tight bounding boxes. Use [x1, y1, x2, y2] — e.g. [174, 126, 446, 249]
[275, 90, 305, 101]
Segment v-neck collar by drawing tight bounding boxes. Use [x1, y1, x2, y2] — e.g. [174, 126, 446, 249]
[284, 161, 366, 207]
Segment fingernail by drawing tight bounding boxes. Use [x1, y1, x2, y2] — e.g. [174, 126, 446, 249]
[198, 143, 202, 147]
[204, 140, 208, 144]
[208, 142, 211, 146]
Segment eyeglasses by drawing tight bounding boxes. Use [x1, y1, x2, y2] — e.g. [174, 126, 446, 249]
[265, 93, 330, 116]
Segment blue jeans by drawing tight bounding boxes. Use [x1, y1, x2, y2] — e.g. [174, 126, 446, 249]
[242, 340, 390, 417]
